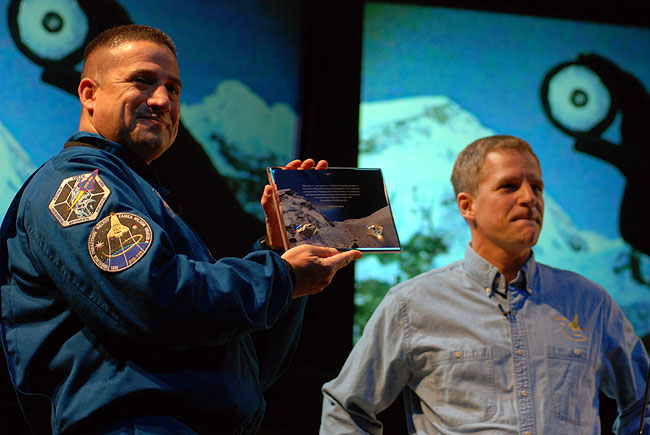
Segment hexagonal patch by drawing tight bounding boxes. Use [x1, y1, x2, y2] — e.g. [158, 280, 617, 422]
[49, 169, 111, 227]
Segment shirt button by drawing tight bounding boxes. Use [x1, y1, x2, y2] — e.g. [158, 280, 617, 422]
[516, 349, 524, 356]
[521, 390, 528, 397]
[455, 351, 462, 358]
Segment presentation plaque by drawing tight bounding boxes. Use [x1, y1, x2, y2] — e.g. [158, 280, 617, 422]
[266, 167, 401, 252]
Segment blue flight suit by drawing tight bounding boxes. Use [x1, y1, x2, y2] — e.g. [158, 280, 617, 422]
[0, 132, 304, 434]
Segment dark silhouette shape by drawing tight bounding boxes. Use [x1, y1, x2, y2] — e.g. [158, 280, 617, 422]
[542, 54, 650, 257]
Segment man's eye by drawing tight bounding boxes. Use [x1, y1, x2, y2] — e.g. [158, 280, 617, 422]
[133, 76, 151, 85]
[167, 86, 181, 101]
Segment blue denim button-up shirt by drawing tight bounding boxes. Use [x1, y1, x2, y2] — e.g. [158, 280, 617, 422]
[321, 246, 650, 434]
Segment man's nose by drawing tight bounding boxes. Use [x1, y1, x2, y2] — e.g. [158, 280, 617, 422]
[518, 182, 536, 205]
[148, 84, 171, 111]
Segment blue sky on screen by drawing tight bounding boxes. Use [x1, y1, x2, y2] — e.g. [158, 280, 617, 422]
[361, 3, 650, 238]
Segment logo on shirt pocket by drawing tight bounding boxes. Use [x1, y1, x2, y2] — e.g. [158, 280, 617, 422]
[554, 314, 587, 342]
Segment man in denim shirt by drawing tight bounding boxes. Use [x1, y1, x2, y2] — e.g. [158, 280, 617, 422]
[321, 135, 650, 434]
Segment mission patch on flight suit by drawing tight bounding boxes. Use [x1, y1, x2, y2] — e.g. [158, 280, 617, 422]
[88, 211, 153, 272]
[49, 169, 111, 227]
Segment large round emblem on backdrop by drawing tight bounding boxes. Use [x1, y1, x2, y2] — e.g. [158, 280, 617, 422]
[541, 60, 616, 138]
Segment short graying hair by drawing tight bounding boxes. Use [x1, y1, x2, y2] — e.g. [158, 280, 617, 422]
[450, 135, 540, 196]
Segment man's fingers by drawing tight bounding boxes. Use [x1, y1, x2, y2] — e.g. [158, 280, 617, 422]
[282, 159, 314, 170]
[282, 246, 361, 298]
[261, 184, 284, 247]
[306, 245, 340, 258]
[281, 158, 328, 170]
[261, 185, 276, 220]
[298, 158, 315, 170]
[324, 250, 362, 270]
[284, 159, 302, 169]
[261, 184, 273, 204]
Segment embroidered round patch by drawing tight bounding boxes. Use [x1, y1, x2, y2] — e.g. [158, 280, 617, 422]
[88, 211, 153, 272]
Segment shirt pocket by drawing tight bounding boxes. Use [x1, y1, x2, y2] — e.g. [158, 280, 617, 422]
[416, 347, 496, 427]
[547, 346, 596, 426]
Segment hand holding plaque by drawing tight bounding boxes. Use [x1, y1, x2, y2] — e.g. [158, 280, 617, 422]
[266, 167, 401, 252]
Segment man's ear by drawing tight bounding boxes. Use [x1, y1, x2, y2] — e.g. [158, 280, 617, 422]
[78, 78, 97, 113]
[457, 192, 474, 221]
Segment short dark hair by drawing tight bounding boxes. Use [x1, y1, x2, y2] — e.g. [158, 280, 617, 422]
[450, 135, 540, 196]
[81, 24, 176, 78]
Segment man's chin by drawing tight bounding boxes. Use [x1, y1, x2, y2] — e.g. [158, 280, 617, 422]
[510, 227, 541, 249]
[522, 234, 541, 250]
[131, 137, 172, 163]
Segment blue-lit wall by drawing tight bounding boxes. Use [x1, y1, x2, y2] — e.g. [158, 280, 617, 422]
[1, 0, 302, 223]
[355, 2, 650, 341]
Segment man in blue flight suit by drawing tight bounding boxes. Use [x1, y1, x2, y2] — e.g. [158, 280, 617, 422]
[0, 24, 361, 434]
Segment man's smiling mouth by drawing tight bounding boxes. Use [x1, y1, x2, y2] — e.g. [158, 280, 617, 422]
[139, 116, 168, 127]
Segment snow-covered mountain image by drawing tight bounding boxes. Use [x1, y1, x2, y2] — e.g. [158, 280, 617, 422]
[357, 95, 650, 337]
[180, 80, 297, 218]
[181, 80, 295, 178]
[0, 120, 35, 216]
[278, 188, 400, 251]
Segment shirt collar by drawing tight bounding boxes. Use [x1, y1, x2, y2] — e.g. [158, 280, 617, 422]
[67, 132, 145, 168]
[463, 244, 536, 295]
[66, 132, 170, 198]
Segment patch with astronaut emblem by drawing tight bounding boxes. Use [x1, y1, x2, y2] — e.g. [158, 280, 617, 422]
[49, 169, 111, 227]
[88, 211, 153, 272]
